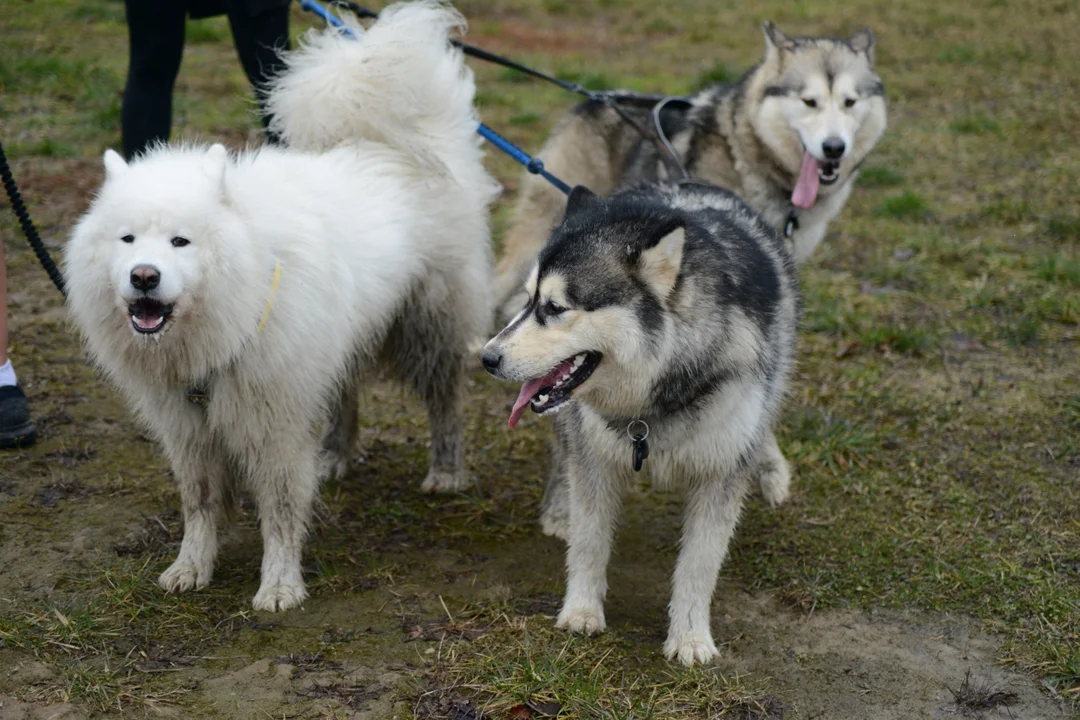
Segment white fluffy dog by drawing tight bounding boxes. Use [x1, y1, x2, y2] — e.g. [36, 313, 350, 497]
[64, 1, 499, 611]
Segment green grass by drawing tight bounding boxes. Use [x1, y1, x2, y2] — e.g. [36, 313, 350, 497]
[186, 18, 231, 45]
[875, 190, 931, 220]
[1035, 252, 1080, 286]
[949, 113, 1002, 135]
[693, 61, 741, 89]
[1045, 214, 1080, 241]
[441, 614, 780, 719]
[858, 165, 905, 188]
[2, 0, 1079, 715]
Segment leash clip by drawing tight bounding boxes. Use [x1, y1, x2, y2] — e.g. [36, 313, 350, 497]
[186, 387, 209, 407]
[784, 209, 799, 239]
[627, 419, 650, 472]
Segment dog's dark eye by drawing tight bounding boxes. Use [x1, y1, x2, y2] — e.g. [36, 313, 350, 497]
[803, 98, 817, 108]
[171, 236, 190, 248]
[544, 300, 566, 317]
[844, 98, 857, 108]
[121, 234, 135, 243]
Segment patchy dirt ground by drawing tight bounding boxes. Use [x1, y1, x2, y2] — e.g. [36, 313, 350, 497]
[2, 0, 1079, 717]
[1, 454, 1072, 719]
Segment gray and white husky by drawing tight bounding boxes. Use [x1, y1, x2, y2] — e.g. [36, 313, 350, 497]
[482, 181, 799, 665]
[494, 22, 885, 318]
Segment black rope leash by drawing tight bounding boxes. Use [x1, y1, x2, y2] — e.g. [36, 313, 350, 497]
[0, 139, 66, 297]
[331, 0, 692, 179]
[330, 0, 672, 107]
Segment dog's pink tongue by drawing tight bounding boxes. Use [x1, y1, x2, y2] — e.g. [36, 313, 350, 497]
[791, 151, 821, 209]
[508, 378, 547, 429]
[507, 358, 576, 429]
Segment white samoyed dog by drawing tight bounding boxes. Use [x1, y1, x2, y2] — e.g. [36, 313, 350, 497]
[64, 1, 500, 611]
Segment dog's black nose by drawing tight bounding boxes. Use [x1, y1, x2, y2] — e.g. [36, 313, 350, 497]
[480, 349, 502, 375]
[130, 264, 160, 292]
[822, 137, 846, 160]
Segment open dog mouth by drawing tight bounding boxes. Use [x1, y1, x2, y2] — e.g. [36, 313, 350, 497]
[508, 351, 602, 428]
[791, 151, 841, 208]
[818, 160, 840, 185]
[127, 297, 174, 335]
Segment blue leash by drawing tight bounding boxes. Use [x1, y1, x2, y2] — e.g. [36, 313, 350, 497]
[297, 0, 571, 195]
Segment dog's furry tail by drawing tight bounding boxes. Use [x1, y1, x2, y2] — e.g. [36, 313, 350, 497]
[266, 0, 484, 177]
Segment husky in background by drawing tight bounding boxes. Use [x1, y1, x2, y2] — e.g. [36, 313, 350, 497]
[494, 22, 886, 318]
[64, 2, 499, 611]
[482, 181, 799, 665]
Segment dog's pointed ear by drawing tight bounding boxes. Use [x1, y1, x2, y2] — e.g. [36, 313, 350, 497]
[763, 21, 793, 63]
[638, 224, 685, 299]
[204, 143, 229, 197]
[850, 27, 875, 63]
[563, 185, 597, 220]
[103, 149, 128, 179]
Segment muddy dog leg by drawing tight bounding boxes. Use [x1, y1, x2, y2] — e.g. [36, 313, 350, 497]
[248, 442, 319, 611]
[384, 299, 471, 494]
[320, 364, 361, 483]
[664, 471, 750, 665]
[756, 429, 792, 507]
[556, 445, 625, 635]
[159, 438, 231, 593]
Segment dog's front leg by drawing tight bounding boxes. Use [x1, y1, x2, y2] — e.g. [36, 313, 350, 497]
[664, 471, 750, 666]
[247, 443, 318, 612]
[556, 449, 624, 635]
[159, 437, 229, 594]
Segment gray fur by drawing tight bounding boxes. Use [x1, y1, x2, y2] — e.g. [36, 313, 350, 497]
[494, 22, 886, 319]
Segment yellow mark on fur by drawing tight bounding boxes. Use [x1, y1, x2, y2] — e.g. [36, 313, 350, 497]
[257, 259, 283, 334]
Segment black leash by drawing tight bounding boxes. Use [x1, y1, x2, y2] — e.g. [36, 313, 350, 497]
[0, 139, 66, 297]
[330, 1, 669, 107]
[331, 0, 692, 180]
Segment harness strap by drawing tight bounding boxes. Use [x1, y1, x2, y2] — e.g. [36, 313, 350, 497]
[257, 258, 283, 334]
[185, 258, 282, 406]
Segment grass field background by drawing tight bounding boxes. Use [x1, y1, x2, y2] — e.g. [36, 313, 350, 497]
[1, 0, 1078, 717]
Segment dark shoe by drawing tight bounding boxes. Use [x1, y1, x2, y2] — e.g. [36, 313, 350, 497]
[0, 385, 38, 449]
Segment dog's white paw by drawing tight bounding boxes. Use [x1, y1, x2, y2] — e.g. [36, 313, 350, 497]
[663, 631, 719, 666]
[539, 508, 570, 542]
[251, 581, 307, 612]
[556, 604, 606, 635]
[759, 463, 792, 508]
[420, 469, 470, 494]
[159, 557, 212, 593]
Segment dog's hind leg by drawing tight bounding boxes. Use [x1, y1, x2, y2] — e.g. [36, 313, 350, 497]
[159, 434, 230, 594]
[756, 429, 792, 507]
[247, 441, 319, 611]
[664, 470, 750, 666]
[384, 299, 471, 494]
[320, 362, 361, 483]
[415, 343, 468, 494]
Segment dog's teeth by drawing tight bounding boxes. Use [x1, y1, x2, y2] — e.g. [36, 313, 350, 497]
[536, 393, 549, 405]
[571, 355, 584, 371]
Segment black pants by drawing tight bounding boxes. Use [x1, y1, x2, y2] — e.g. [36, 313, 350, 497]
[121, 0, 290, 161]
